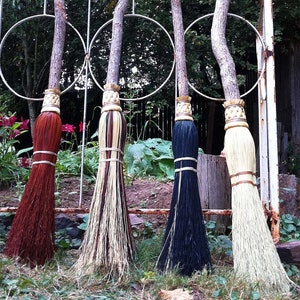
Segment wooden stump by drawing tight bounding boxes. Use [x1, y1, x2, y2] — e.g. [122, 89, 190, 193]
[197, 154, 231, 233]
[276, 241, 300, 266]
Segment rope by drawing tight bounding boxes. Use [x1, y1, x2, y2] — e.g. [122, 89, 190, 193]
[33, 151, 57, 156]
[174, 156, 198, 173]
[32, 161, 56, 167]
[99, 147, 124, 164]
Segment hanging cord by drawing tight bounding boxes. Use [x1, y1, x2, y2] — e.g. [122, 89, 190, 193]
[79, 0, 91, 208]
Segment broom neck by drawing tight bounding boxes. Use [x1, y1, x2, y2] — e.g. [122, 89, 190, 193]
[48, 0, 66, 90]
[106, 0, 129, 85]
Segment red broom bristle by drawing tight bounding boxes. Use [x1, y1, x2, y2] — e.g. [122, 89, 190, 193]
[4, 112, 62, 267]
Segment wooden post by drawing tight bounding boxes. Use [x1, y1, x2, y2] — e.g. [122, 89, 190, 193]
[257, 0, 269, 209]
[263, 0, 280, 242]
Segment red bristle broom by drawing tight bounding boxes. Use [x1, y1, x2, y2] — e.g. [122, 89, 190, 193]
[4, 0, 66, 267]
[74, 0, 134, 280]
[156, 0, 211, 276]
[211, 0, 291, 293]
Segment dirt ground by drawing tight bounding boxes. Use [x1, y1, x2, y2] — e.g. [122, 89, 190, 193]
[0, 177, 173, 227]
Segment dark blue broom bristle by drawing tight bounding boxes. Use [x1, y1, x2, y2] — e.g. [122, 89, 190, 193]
[156, 120, 211, 276]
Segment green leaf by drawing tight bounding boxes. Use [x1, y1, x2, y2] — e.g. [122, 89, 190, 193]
[250, 291, 261, 299]
[16, 146, 33, 157]
[216, 276, 227, 285]
[212, 289, 221, 297]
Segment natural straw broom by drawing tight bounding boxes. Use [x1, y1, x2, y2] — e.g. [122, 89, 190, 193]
[4, 0, 66, 267]
[74, 0, 134, 280]
[156, 0, 211, 276]
[211, 0, 290, 293]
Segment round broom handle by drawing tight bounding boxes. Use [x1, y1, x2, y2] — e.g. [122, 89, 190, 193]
[211, 0, 240, 101]
[106, 0, 129, 85]
[48, 0, 66, 90]
[171, 0, 188, 97]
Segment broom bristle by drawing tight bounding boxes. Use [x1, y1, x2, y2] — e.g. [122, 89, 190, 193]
[224, 117, 290, 293]
[4, 112, 62, 266]
[156, 120, 211, 276]
[74, 107, 134, 279]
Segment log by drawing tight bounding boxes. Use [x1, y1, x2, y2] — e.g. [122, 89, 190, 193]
[276, 241, 300, 266]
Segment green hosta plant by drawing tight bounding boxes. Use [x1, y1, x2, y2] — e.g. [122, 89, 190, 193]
[124, 138, 174, 180]
[280, 214, 300, 242]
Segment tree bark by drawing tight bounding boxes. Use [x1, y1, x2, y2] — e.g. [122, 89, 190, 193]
[48, 0, 66, 89]
[171, 0, 188, 96]
[106, 0, 128, 84]
[211, 0, 240, 99]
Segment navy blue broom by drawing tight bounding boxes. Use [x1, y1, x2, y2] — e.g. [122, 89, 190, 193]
[156, 0, 211, 276]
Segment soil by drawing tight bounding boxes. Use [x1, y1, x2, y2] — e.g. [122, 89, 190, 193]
[0, 177, 173, 228]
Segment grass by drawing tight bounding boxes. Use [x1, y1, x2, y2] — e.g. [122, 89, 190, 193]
[0, 225, 299, 299]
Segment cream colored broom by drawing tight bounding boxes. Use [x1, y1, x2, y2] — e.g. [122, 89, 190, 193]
[74, 0, 134, 280]
[211, 0, 290, 293]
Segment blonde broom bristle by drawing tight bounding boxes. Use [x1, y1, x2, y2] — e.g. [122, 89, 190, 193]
[224, 100, 290, 293]
[74, 89, 134, 279]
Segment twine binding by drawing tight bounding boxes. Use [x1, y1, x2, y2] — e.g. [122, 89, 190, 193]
[102, 83, 122, 113]
[41, 88, 61, 114]
[174, 156, 197, 173]
[223, 99, 249, 130]
[175, 95, 193, 121]
[32, 150, 58, 167]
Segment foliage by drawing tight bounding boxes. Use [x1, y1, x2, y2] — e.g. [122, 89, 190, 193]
[1, 225, 297, 299]
[280, 214, 300, 242]
[0, 112, 31, 186]
[206, 220, 232, 257]
[56, 145, 99, 182]
[124, 138, 174, 180]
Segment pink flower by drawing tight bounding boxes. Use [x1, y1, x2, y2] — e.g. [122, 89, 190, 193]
[62, 124, 76, 133]
[19, 156, 31, 168]
[9, 129, 20, 140]
[0, 115, 17, 127]
[20, 117, 30, 130]
[79, 121, 84, 133]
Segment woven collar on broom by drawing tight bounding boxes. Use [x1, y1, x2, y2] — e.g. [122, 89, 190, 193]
[156, 0, 211, 276]
[74, 0, 134, 280]
[4, 0, 66, 267]
[211, 0, 291, 293]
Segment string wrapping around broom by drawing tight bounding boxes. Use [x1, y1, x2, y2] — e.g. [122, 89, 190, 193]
[211, 0, 290, 293]
[4, 0, 66, 267]
[74, 0, 134, 280]
[156, 0, 211, 276]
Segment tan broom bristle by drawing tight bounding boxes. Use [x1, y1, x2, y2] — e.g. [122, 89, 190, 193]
[223, 99, 290, 293]
[74, 86, 134, 279]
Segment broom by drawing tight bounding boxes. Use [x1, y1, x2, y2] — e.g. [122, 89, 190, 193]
[211, 0, 290, 293]
[156, 0, 211, 276]
[74, 0, 134, 279]
[4, 0, 66, 267]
